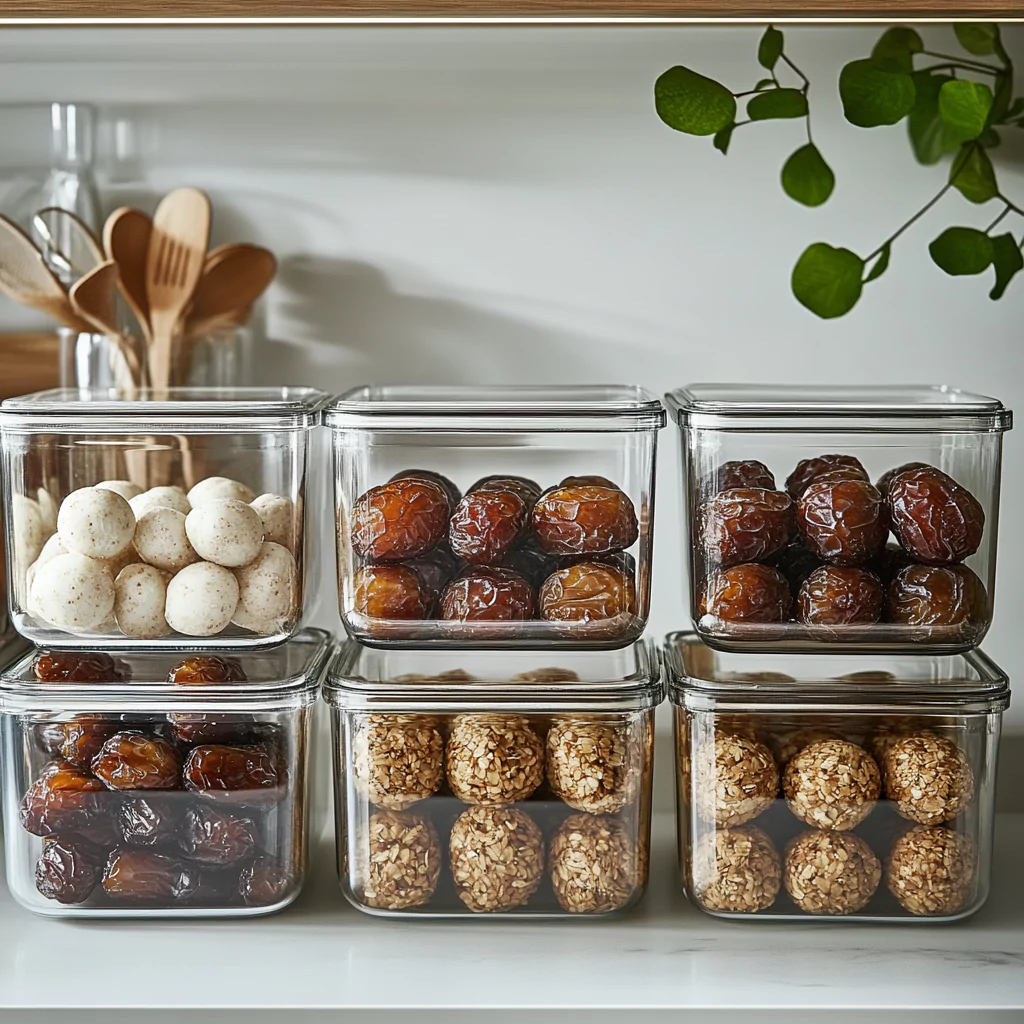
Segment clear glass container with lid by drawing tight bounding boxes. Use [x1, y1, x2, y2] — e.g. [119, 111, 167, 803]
[327, 385, 666, 649]
[665, 384, 1012, 654]
[0, 628, 332, 918]
[0, 387, 328, 649]
[324, 640, 662, 917]
[664, 631, 1008, 923]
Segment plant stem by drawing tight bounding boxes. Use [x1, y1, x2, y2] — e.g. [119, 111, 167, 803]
[734, 89, 763, 98]
[985, 206, 1011, 233]
[865, 183, 952, 262]
[997, 193, 1024, 220]
[780, 52, 810, 90]
[922, 50, 1003, 74]
[918, 62, 1004, 78]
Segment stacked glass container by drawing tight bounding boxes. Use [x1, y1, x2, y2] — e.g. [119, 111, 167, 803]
[664, 384, 1013, 922]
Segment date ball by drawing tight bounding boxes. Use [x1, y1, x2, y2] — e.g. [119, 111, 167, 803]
[550, 813, 637, 914]
[449, 488, 528, 565]
[440, 567, 535, 624]
[783, 740, 880, 831]
[887, 467, 984, 565]
[883, 734, 975, 824]
[796, 565, 884, 627]
[538, 562, 635, 626]
[886, 825, 977, 916]
[353, 714, 444, 810]
[695, 824, 780, 913]
[700, 487, 792, 569]
[706, 460, 776, 494]
[354, 564, 432, 621]
[360, 810, 441, 910]
[546, 717, 636, 813]
[450, 805, 544, 913]
[707, 733, 779, 827]
[797, 479, 888, 566]
[531, 485, 638, 556]
[702, 563, 791, 623]
[351, 478, 450, 563]
[783, 831, 881, 915]
[786, 454, 868, 499]
[445, 714, 544, 805]
[886, 564, 986, 629]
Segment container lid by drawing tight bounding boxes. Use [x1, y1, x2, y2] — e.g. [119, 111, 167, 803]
[1, 387, 329, 434]
[665, 384, 1012, 434]
[325, 385, 666, 432]
[663, 632, 1009, 714]
[0, 628, 334, 714]
[324, 639, 663, 713]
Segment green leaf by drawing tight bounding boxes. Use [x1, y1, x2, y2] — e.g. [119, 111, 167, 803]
[839, 60, 916, 128]
[754, 78, 776, 91]
[792, 243, 865, 318]
[908, 72, 959, 164]
[950, 144, 998, 203]
[713, 123, 735, 154]
[747, 88, 808, 121]
[990, 72, 1013, 123]
[781, 144, 835, 207]
[758, 26, 784, 71]
[655, 66, 737, 136]
[864, 243, 891, 283]
[871, 27, 924, 73]
[989, 233, 1024, 299]
[954, 23, 1000, 57]
[938, 80, 994, 144]
[929, 227, 994, 275]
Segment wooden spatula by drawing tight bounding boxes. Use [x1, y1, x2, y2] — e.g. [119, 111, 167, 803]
[69, 261, 143, 385]
[104, 207, 153, 343]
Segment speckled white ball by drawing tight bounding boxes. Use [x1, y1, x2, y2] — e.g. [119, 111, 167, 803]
[133, 507, 199, 572]
[96, 479, 144, 502]
[34, 532, 67, 569]
[57, 487, 136, 560]
[185, 498, 264, 568]
[36, 488, 59, 533]
[129, 486, 191, 518]
[12, 494, 46, 572]
[251, 493, 296, 551]
[114, 563, 171, 639]
[32, 552, 115, 631]
[187, 476, 255, 506]
[164, 561, 239, 636]
[233, 542, 299, 634]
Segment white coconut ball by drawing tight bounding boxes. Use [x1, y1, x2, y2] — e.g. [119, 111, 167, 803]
[251, 493, 297, 551]
[233, 542, 299, 635]
[96, 479, 144, 502]
[164, 561, 239, 636]
[134, 507, 199, 572]
[12, 494, 46, 572]
[114, 563, 171, 639]
[34, 532, 67, 569]
[32, 552, 115, 631]
[187, 476, 255, 506]
[129, 486, 191, 518]
[58, 487, 136, 560]
[36, 488, 59, 534]
[185, 499, 264, 568]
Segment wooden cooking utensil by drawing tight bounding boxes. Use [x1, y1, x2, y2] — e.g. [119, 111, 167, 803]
[104, 207, 153, 344]
[33, 207, 104, 281]
[184, 243, 276, 341]
[69, 261, 143, 386]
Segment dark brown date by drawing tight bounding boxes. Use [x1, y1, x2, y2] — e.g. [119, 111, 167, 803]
[559, 474, 620, 491]
[405, 543, 462, 596]
[700, 487, 792, 568]
[390, 468, 461, 510]
[887, 467, 985, 565]
[796, 565, 884, 626]
[785, 454, 868, 499]
[886, 564, 987, 627]
[239, 856, 292, 907]
[702, 563, 792, 623]
[119, 796, 181, 848]
[538, 562, 636, 623]
[182, 805, 260, 865]
[470, 475, 542, 506]
[183, 745, 283, 807]
[20, 762, 109, 837]
[351, 478, 450, 562]
[354, 564, 432, 620]
[440, 567, 536, 622]
[797, 479, 888, 566]
[55, 716, 121, 769]
[33, 652, 128, 683]
[868, 543, 913, 584]
[91, 733, 182, 791]
[876, 462, 931, 498]
[165, 713, 255, 746]
[773, 540, 824, 593]
[449, 489, 528, 564]
[705, 460, 775, 494]
[168, 656, 247, 685]
[501, 539, 558, 589]
[36, 836, 103, 904]
[102, 849, 197, 903]
[532, 485, 638, 556]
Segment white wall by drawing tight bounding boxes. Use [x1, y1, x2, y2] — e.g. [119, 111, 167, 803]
[1, 24, 1022, 722]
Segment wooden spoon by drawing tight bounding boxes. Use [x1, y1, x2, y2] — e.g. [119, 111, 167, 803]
[33, 207, 104, 281]
[104, 207, 153, 344]
[184, 243, 276, 341]
[69, 261, 143, 385]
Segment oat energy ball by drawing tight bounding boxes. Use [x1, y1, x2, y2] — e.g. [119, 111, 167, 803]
[550, 813, 637, 914]
[783, 739, 880, 831]
[250, 493, 296, 551]
[164, 562, 239, 637]
[546, 717, 636, 814]
[32, 553, 115, 631]
[887, 825, 977, 916]
[445, 714, 544, 805]
[232, 542, 298, 634]
[129, 486, 191, 518]
[187, 476, 256, 507]
[770, 725, 842, 768]
[133, 507, 199, 573]
[449, 805, 544, 912]
[353, 714, 444, 810]
[96, 479, 143, 502]
[696, 824, 781, 913]
[57, 487, 136, 560]
[707, 733, 779, 827]
[114, 564, 171, 639]
[883, 734, 975, 824]
[185, 499, 264, 568]
[784, 830, 881, 914]
[361, 810, 441, 910]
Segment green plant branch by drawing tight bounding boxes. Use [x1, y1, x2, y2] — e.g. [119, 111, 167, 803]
[780, 53, 810, 90]
[919, 62, 1004, 78]
[997, 193, 1024, 219]
[985, 206, 1011, 233]
[922, 50, 1003, 74]
[866, 182, 952, 262]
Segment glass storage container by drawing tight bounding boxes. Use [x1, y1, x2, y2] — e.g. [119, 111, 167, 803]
[1, 387, 327, 649]
[0, 628, 332, 918]
[327, 385, 665, 649]
[665, 384, 1012, 654]
[664, 631, 1008, 923]
[325, 640, 662, 917]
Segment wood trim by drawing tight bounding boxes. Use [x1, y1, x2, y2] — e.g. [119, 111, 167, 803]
[0, 334, 60, 403]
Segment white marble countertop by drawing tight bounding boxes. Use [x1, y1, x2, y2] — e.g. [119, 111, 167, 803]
[1, 811, 1023, 1012]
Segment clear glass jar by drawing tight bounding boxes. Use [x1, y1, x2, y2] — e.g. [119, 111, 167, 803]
[665, 385, 1013, 654]
[325, 641, 662, 917]
[664, 631, 1008, 923]
[327, 386, 665, 649]
[0, 387, 327, 649]
[0, 628, 332, 918]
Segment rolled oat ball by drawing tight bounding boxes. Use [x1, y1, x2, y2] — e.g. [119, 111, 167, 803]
[96, 480, 143, 502]
[164, 561, 239, 637]
[449, 805, 544, 912]
[770, 725, 843, 768]
[865, 718, 936, 763]
[883, 734, 975, 824]
[133, 507, 199, 573]
[57, 486, 136, 560]
[695, 824, 780, 913]
[445, 715, 544, 805]
[232, 542, 298, 635]
[187, 476, 255, 507]
[360, 809, 440, 911]
[185, 498, 264, 568]
[784, 830, 881, 914]
[129, 486, 191, 518]
[546, 717, 636, 814]
[886, 824, 977, 916]
[550, 813, 637, 914]
[783, 739, 880, 831]
[113, 563, 171, 639]
[706, 733, 779, 827]
[353, 714, 444, 810]
[32, 553, 115, 631]
[250, 493, 297, 551]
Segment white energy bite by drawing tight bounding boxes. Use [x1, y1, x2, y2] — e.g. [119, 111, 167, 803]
[133, 507, 199, 573]
[96, 480, 144, 502]
[187, 476, 255, 506]
[232, 542, 298, 634]
[185, 499, 264, 568]
[114, 563, 171, 639]
[164, 561, 239, 636]
[32, 552, 115, 631]
[13, 494, 47, 574]
[129, 486, 191, 518]
[250, 493, 296, 551]
[57, 487, 136, 560]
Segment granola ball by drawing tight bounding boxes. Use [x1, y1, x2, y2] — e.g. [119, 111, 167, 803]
[546, 717, 636, 813]
[449, 805, 544, 912]
[770, 725, 843, 768]
[352, 714, 444, 810]
[865, 718, 937, 763]
[360, 809, 440, 910]
[695, 824, 780, 913]
[549, 813, 637, 914]
[783, 830, 881, 914]
[783, 740, 880, 831]
[445, 715, 544, 805]
[883, 734, 975, 825]
[706, 733, 779, 827]
[886, 825, 977, 916]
